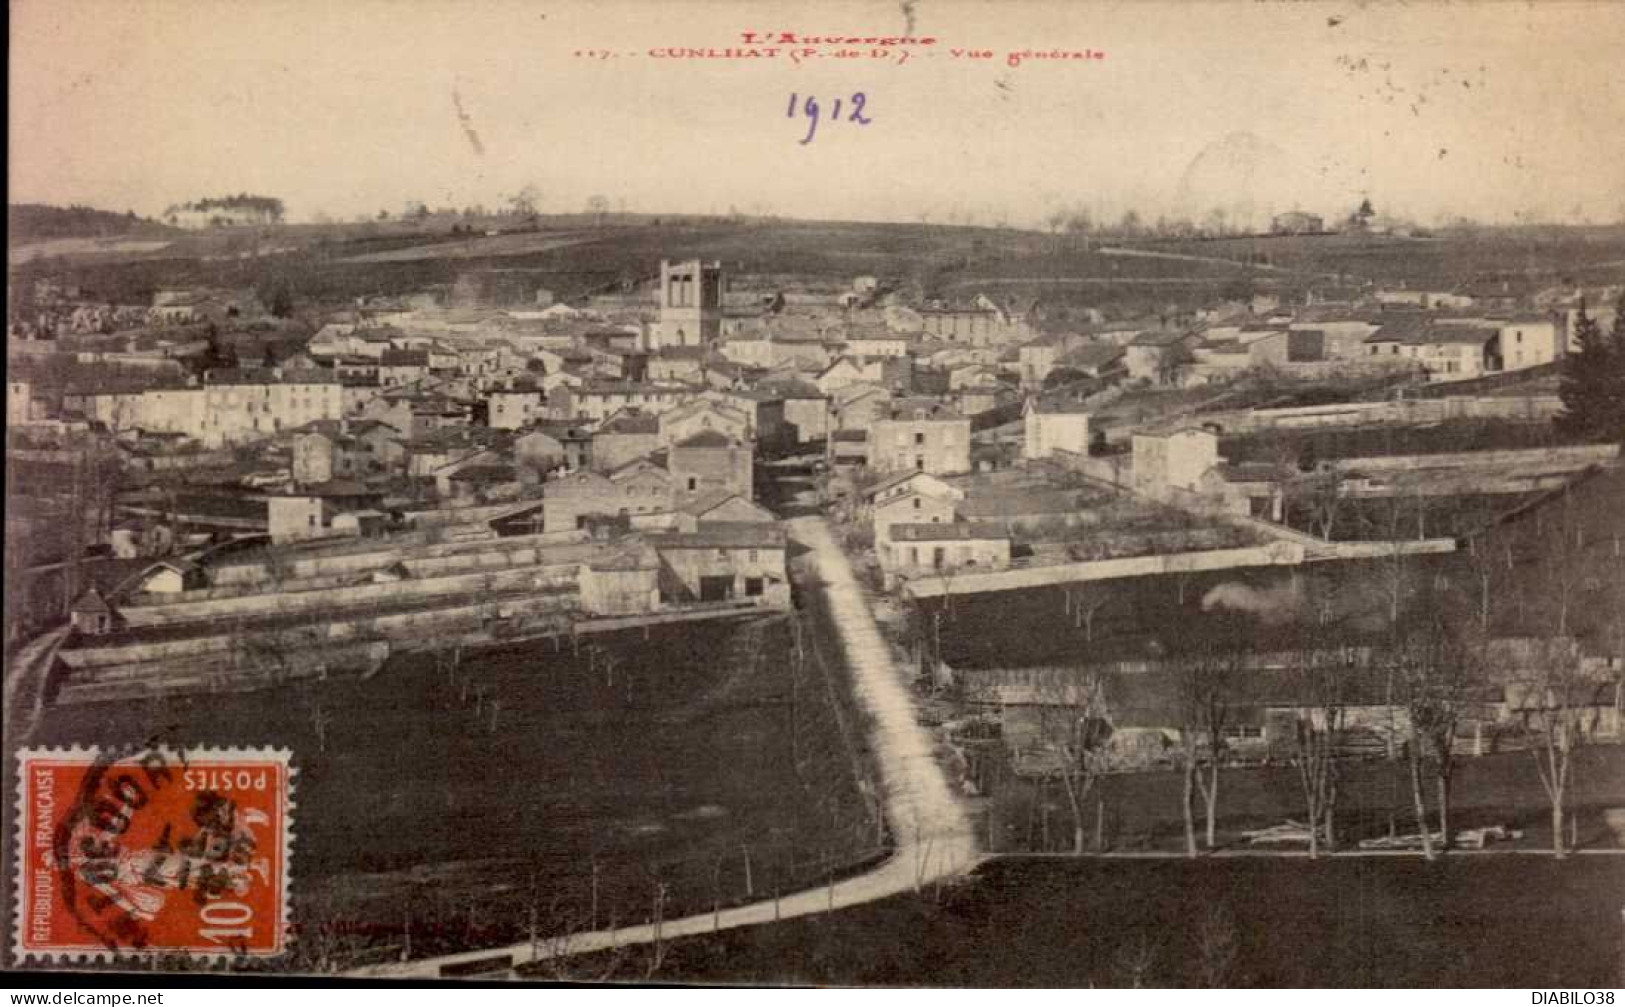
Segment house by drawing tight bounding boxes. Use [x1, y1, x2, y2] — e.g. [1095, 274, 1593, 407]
[1132, 426, 1221, 500]
[718, 388, 789, 447]
[542, 470, 622, 533]
[292, 430, 336, 484]
[379, 349, 431, 387]
[647, 346, 708, 383]
[550, 381, 692, 423]
[1495, 316, 1562, 371]
[532, 422, 593, 472]
[267, 482, 383, 543]
[1375, 287, 1476, 310]
[873, 489, 958, 544]
[682, 490, 775, 524]
[1200, 462, 1287, 520]
[870, 399, 970, 475]
[832, 381, 897, 432]
[1362, 320, 1496, 380]
[953, 385, 1008, 419]
[70, 588, 119, 635]
[668, 430, 754, 501]
[349, 420, 409, 475]
[1124, 329, 1198, 384]
[8, 379, 34, 426]
[577, 546, 662, 615]
[917, 301, 1034, 346]
[878, 523, 1011, 587]
[1023, 398, 1090, 459]
[840, 334, 909, 359]
[130, 559, 207, 595]
[860, 470, 964, 510]
[658, 398, 752, 447]
[443, 463, 523, 503]
[486, 386, 546, 430]
[828, 428, 871, 469]
[815, 356, 870, 395]
[590, 409, 662, 472]
[647, 522, 790, 607]
[757, 379, 828, 444]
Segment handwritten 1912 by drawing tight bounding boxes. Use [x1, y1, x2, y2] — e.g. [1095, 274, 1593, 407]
[788, 92, 873, 145]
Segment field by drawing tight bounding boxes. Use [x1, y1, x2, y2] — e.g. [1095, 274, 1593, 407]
[6, 217, 1042, 312]
[914, 464, 1625, 672]
[1123, 226, 1625, 288]
[566, 854, 1625, 986]
[8, 599, 882, 970]
[1219, 418, 1572, 467]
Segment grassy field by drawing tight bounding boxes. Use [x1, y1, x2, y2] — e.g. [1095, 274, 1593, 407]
[1220, 419, 1572, 467]
[916, 464, 1625, 671]
[10, 605, 882, 970]
[571, 854, 1625, 986]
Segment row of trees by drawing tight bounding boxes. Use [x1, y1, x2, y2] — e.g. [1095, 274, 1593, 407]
[1030, 607, 1602, 862]
[1002, 478, 1621, 861]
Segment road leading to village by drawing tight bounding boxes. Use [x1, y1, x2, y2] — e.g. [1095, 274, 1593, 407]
[351, 515, 981, 979]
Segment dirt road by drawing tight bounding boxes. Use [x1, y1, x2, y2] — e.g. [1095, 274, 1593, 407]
[350, 516, 979, 978]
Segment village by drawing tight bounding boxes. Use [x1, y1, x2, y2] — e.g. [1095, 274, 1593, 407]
[6, 205, 1625, 982]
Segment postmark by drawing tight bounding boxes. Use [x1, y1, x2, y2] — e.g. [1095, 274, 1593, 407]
[12, 745, 293, 962]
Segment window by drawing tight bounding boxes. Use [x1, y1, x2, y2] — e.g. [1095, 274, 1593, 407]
[913, 497, 921, 510]
[716, 548, 727, 559]
[914, 432, 925, 446]
[688, 477, 698, 491]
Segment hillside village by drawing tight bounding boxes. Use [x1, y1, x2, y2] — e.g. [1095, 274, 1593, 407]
[6, 218, 1625, 979]
[7, 239, 1623, 697]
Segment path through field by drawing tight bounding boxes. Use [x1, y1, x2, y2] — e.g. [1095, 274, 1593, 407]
[349, 515, 979, 978]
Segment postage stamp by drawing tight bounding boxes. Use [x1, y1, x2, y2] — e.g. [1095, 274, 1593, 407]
[12, 745, 294, 962]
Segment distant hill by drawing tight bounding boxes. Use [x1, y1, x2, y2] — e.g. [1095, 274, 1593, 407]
[8, 203, 177, 243]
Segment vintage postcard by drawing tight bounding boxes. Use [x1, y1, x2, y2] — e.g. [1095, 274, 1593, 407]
[6, 0, 1624, 989]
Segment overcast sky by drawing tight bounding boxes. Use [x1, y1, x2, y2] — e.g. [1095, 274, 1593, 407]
[11, 0, 1625, 228]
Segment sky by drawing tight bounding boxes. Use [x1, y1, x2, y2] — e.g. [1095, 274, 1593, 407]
[11, 0, 1625, 229]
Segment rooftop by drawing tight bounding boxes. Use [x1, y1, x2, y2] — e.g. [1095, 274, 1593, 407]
[676, 430, 740, 450]
[890, 522, 1010, 542]
[647, 522, 787, 550]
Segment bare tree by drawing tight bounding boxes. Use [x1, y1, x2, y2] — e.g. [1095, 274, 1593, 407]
[1509, 637, 1595, 859]
[509, 185, 541, 218]
[1388, 612, 1473, 858]
[1290, 468, 1345, 542]
[1538, 485, 1597, 637]
[1024, 670, 1114, 855]
[1174, 642, 1243, 854]
[1064, 584, 1111, 643]
[1286, 634, 1351, 858]
[1461, 512, 1508, 633]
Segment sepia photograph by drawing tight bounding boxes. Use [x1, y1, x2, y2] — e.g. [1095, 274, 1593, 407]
[5, 0, 1625, 990]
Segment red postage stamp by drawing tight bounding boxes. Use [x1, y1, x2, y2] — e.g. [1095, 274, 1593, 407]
[13, 745, 293, 961]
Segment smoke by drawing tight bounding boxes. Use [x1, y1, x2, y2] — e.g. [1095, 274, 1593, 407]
[1200, 581, 1303, 624]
